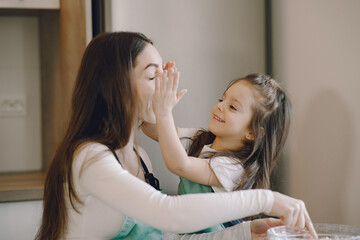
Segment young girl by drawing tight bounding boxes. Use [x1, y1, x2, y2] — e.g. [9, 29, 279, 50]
[144, 67, 292, 233]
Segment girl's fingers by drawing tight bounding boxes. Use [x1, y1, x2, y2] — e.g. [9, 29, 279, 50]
[172, 71, 180, 92]
[172, 72, 180, 92]
[159, 65, 183, 103]
[163, 62, 169, 70]
[161, 70, 168, 92]
[167, 67, 179, 92]
[166, 68, 173, 90]
[162, 62, 179, 92]
[164, 61, 175, 70]
[176, 89, 187, 102]
[155, 76, 160, 93]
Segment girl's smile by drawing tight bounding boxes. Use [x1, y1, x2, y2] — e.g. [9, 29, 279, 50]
[212, 114, 225, 123]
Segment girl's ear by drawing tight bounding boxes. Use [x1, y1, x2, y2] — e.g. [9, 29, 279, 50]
[260, 127, 265, 137]
[245, 127, 264, 140]
[245, 130, 255, 141]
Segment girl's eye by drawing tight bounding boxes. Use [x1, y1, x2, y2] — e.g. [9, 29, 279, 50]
[218, 99, 223, 102]
[149, 75, 156, 80]
[230, 105, 237, 111]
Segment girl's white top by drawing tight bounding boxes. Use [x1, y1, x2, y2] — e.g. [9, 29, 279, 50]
[63, 142, 274, 239]
[178, 128, 246, 192]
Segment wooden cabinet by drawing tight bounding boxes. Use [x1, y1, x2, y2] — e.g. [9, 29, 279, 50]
[0, 0, 59, 9]
[0, 0, 87, 202]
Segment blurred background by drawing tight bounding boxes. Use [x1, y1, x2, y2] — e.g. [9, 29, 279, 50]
[0, 0, 359, 239]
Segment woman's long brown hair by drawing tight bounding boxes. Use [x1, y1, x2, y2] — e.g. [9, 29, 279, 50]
[187, 73, 292, 190]
[36, 32, 153, 240]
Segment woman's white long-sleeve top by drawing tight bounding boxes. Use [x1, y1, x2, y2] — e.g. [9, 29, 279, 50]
[64, 143, 274, 239]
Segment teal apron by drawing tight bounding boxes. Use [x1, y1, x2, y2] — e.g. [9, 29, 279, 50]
[110, 149, 163, 240]
[110, 217, 162, 240]
[178, 177, 225, 233]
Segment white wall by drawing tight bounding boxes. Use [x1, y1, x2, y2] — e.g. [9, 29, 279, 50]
[0, 16, 42, 172]
[272, 0, 360, 226]
[0, 200, 42, 240]
[109, 0, 266, 194]
[0, 15, 43, 240]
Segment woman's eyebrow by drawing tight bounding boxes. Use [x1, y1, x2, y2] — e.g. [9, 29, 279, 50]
[144, 63, 159, 70]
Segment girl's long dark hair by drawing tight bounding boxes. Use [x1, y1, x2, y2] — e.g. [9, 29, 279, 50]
[188, 73, 292, 190]
[36, 32, 153, 240]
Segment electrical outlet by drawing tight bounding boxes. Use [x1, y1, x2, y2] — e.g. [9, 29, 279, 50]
[0, 95, 26, 117]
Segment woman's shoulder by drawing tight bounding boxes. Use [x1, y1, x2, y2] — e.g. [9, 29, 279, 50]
[73, 142, 112, 171]
[75, 142, 109, 158]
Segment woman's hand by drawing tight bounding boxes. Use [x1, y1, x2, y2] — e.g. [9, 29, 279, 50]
[250, 218, 283, 240]
[270, 192, 318, 238]
[152, 63, 187, 118]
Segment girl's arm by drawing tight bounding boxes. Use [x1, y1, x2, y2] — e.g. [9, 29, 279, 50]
[141, 122, 159, 141]
[152, 67, 222, 187]
[157, 110, 222, 187]
[141, 122, 180, 143]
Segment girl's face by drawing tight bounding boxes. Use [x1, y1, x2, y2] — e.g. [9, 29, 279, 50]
[133, 44, 163, 123]
[208, 81, 256, 149]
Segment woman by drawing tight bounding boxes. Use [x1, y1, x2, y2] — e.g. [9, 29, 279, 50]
[36, 32, 316, 240]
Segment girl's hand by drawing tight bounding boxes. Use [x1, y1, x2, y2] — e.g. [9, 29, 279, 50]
[163, 61, 175, 71]
[152, 65, 187, 117]
[250, 218, 283, 240]
[270, 192, 318, 238]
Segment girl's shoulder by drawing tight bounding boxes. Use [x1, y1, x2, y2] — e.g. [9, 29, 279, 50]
[210, 155, 245, 171]
[210, 156, 245, 192]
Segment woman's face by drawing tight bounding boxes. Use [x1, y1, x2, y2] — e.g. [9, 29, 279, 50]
[133, 43, 163, 123]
